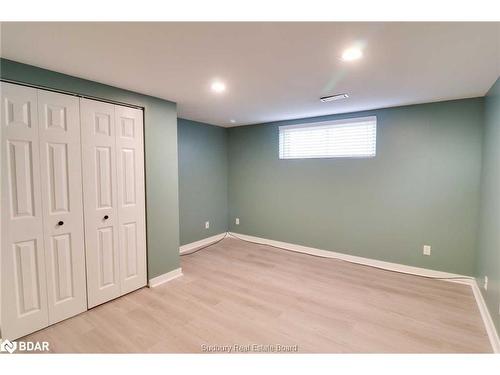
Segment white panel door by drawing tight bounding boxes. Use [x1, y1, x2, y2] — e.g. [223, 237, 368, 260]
[1, 82, 49, 339]
[80, 98, 120, 308]
[115, 105, 147, 294]
[37, 90, 87, 324]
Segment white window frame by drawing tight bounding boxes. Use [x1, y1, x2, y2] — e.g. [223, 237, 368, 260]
[278, 116, 377, 160]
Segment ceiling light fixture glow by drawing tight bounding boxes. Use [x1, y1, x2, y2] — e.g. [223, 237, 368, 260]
[211, 81, 226, 93]
[320, 93, 349, 102]
[341, 47, 363, 61]
[230, 119, 236, 123]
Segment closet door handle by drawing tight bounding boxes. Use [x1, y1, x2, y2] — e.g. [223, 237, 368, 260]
[103, 215, 109, 220]
[58, 221, 64, 226]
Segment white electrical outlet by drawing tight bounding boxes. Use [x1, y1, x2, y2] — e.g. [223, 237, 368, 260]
[235, 218, 240, 225]
[423, 245, 431, 256]
[205, 221, 210, 229]
[484, 276, 488, 291]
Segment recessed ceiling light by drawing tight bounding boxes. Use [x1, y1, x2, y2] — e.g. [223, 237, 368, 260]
[230, 119, 236, 123]
[320, 93, 349, 102]
[341, 47, 363, 61]
[211, 81, 226, 93]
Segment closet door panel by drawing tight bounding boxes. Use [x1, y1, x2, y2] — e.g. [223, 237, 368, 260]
[1, 82, 49, 339]
[80, 98, 121, 308]
[37, 90, 87, 324]
[115, 106, 147, 293]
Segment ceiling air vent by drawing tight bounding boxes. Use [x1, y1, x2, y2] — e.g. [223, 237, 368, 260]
[320, 93, 349, 102]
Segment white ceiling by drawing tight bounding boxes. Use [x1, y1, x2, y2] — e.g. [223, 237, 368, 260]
[1, 22, 499, 127]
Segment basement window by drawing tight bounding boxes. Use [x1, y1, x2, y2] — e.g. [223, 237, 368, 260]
[278, 116, 377, 159]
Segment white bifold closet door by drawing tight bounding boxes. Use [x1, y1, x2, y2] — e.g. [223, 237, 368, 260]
[114, 105, 147, 296]
[37, 90, 87, 324]
[1, 83, 48, 340]
[1, 84, 146, 339]
[80, 98, 146, 308]
[1, 83, 87, 339]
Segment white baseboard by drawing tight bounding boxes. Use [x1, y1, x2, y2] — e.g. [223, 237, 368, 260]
[179, 233, 226, 254]
[148, 267, 183, 288]
[470, 279, 500, 353]
[229, 232, 471, 280]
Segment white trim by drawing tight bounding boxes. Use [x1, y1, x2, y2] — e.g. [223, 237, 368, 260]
[278, 115, 377, 131]
[148, 267, 183, 288]
[229, 232, 470, 280]
[470, 279, 500, 353]
[179, 233, 226, 254]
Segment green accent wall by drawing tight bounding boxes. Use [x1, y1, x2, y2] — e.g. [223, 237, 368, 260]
[228, 98, 484, 276]
[0, 58, 180, 278]
[476, 77, 500, 334]
[178, 118, 228, 245]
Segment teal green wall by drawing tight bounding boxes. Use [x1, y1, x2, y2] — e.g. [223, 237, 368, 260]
[228, 98, 484, 276]
[476, 77, 500, 334]
[0, 58, 180, 278]
[178, 118, 228, 245]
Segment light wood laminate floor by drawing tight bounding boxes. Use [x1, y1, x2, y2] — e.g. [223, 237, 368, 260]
[24, 238, 491, 353]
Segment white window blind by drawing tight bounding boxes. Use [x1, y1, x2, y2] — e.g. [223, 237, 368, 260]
[279, 116, 377, 159]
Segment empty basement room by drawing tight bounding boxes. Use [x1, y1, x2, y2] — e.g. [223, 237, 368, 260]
[1, 4, 500, 372]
